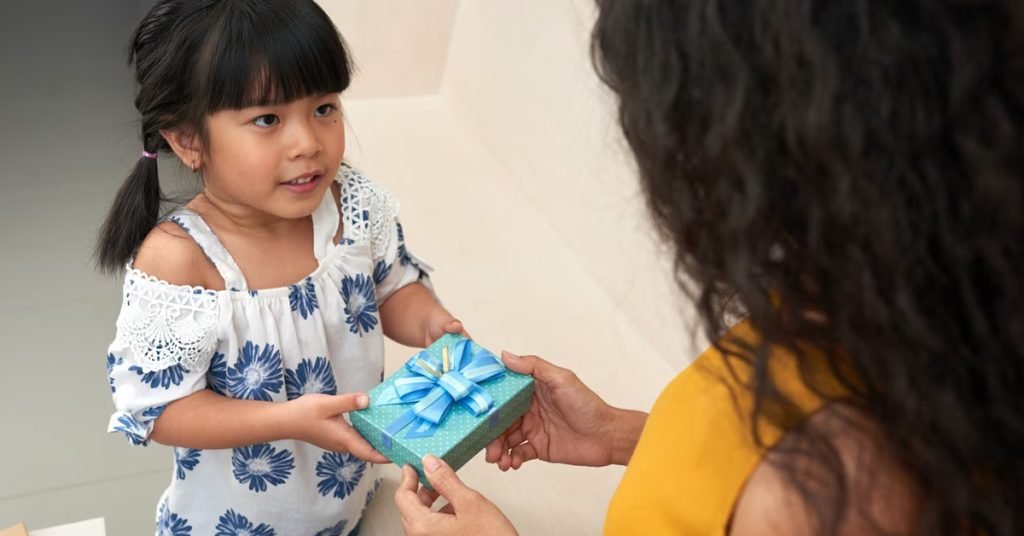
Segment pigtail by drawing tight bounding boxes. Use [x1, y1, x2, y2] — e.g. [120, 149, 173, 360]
[95, 0, 179, 275]
[96, 137, 165, 274]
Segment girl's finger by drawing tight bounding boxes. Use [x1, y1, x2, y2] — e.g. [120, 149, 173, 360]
[340, 428, 389, 463]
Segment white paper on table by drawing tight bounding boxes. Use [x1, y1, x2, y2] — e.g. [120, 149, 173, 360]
[29, 518, 105, 536]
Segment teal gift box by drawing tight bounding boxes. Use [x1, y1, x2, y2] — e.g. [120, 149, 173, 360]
[352, 334, 534, 487]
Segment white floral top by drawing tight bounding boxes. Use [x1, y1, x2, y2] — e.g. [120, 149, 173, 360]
[106, 165, 430, 536]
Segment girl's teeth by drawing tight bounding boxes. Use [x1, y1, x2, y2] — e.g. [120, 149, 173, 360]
[289, 176, 314, 185]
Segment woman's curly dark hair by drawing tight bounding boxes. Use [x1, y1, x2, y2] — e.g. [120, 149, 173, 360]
[593, 0, 1024, 533]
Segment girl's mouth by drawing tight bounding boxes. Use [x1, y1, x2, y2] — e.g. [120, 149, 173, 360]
[281, 174, 322, 193]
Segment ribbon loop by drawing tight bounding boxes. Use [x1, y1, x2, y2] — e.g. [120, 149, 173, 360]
[374, 338, 506, 441]
[438, 370, 473, 401]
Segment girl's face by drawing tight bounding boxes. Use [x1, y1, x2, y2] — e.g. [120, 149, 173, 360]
[202, 93, 345, 221]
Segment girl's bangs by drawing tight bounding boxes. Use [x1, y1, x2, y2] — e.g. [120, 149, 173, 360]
[196, 1, 352, 111]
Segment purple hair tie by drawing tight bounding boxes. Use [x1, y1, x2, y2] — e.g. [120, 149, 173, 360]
[142, 150, 158, 160]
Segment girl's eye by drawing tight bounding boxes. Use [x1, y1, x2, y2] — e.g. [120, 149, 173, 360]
[253, 115, 279, 128]
[315, 104, 337, 118]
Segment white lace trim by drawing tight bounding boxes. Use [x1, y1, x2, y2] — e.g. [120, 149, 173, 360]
[114, 268, 221, 372]
[340, 166, 400, 259]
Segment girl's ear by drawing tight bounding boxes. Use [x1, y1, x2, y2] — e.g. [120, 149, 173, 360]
[160, 127, 204, 172]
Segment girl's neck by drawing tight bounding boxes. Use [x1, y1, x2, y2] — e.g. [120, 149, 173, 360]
[190, 190, 306, 238]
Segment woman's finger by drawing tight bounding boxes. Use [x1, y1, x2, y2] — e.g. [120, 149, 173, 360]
[486, 418, 522, 463]
[417, 486, 440, 508]
[395, 465, 432, 520]
[504, 425, 527, 449]
[510, 441, 539, 469]
[422, 454, 477, 509]
[485, 432, 507, 463]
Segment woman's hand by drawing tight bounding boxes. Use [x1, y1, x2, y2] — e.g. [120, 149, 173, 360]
[284, 393, 389, 463]
[395, 455, 518, 536]
[485, 353, 648, 470]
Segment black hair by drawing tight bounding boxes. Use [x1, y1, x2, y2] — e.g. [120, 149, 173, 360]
[593, 0, 1024, 533]
[96, 0, 353, 273]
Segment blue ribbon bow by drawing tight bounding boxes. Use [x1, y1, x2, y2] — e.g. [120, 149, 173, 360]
[374, 339, 506, 446]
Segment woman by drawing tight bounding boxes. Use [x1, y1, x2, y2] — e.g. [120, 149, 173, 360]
[395, 0, 1024, 534]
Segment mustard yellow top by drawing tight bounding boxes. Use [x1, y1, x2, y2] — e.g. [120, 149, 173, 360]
[604, 322, 833, 535]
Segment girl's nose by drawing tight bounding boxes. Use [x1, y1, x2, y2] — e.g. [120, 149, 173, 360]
[288, 120, 323, 160]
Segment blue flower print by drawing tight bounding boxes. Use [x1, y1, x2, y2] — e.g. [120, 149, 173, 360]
[228, 342, 283, 401]
[142, 404, 167, 420]
[106, 353, 122, 393]
[157, 501, 192, 536]
[215, 509, 275, 536]
[365, 478, 382, 509]
[175, 448, 201, 480]
[112, 413, 149, 446]
[130, 364, 187, 390]
[248, 289, 259, 297]
[340, 274, 378, 336]
[372, 259, 391, 285]
[166, 216, 191, 235]
[396, 222, 411, 267]
[358, 477, 383, 523]
[288, 277, 319, 319]
[313, 519, 348, 536]
[284, 357, 338, 401]
[316, 451, 366, 500]
[232, 443, 295, 493]
[207, 352, 227, 395]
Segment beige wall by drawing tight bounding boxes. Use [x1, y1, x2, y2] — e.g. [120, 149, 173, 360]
[317, 0, 459, 98]
[325, 0, 701, 368]
[440, 0, 701, 367]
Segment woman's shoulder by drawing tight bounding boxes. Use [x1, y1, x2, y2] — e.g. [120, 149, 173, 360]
[729, 405, 921, 535]
[132, 220, 222, 290]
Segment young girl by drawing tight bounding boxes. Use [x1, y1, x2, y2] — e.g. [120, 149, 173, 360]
[98, 1, 462, 534]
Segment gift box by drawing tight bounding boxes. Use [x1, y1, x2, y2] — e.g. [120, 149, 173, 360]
[351, 334, 534, 487]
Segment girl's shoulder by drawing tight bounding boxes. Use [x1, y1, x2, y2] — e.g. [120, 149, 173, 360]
[335, 163, 400, 257]
[132, 219, 222, 290]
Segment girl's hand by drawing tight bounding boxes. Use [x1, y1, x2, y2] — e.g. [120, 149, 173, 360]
[284, 393, 389, 463]
[395, 455, 518, 536]
[484, 353, 647, 469]
[423, 310, 469, 347]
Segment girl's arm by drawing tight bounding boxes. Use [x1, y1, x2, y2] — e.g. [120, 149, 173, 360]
[149, 390, 288, 448]
[379, 282, 463, 348]
[149, 389, 388, 462]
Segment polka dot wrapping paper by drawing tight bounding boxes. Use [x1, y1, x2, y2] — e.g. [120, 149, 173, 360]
[352, 333, 535, 488]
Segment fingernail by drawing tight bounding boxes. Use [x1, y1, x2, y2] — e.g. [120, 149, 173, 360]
[423, 454, 441, 473]
[502, 351, 520, 359]
[356, 395, 369, 408]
